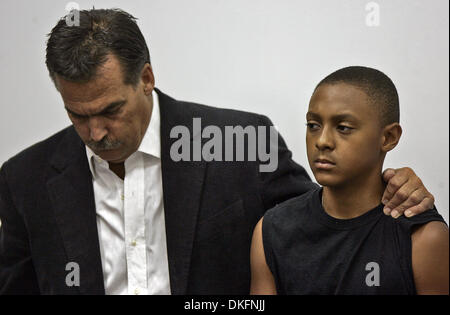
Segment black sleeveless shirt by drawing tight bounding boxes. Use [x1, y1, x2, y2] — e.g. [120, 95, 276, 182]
[262, 187, 445, 295]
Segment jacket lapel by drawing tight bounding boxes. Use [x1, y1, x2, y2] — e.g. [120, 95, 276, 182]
[158, 90, 207, 295]
[46, 127, 105, 295]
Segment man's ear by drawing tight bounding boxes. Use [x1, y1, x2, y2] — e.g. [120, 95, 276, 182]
[381, 122, 402, 153]
[141, 63, 155, 95]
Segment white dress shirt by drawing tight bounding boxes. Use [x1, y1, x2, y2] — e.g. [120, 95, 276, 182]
[86, 91, 171, 295]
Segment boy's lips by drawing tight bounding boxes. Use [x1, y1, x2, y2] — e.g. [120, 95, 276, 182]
[314, 158, 336, 170]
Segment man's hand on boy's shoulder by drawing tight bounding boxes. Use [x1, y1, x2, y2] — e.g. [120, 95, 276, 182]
[381, 167, 435, 219]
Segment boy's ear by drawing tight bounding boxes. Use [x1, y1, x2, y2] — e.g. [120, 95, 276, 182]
[381, 123, 402, 153]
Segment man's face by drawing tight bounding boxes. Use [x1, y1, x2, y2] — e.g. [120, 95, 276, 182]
[56, 55, 153, 163]
[306, 83, 384, 188]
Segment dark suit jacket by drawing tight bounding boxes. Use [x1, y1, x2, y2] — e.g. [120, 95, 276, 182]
[0, 89, 316, 294]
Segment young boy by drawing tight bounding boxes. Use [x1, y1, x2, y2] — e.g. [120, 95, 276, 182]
[250, 66, 449, 295]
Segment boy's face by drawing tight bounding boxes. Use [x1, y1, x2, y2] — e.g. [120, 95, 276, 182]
[306, 83, 384, 188]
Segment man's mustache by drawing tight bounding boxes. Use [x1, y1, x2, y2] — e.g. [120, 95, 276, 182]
[87, 137, 122, 151]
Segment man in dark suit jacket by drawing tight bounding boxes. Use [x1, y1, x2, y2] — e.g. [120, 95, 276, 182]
[0, 9, 435, 295]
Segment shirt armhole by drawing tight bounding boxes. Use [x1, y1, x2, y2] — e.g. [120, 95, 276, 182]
[261, 210, 278, 288]
[394, 211, 447, 295]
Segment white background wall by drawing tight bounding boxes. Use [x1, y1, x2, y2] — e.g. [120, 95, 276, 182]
[0, 0, 448, 223]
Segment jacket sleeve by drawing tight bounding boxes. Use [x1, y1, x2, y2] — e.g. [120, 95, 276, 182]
[257, 115, 318, 211]
[0, 162, 40, 294]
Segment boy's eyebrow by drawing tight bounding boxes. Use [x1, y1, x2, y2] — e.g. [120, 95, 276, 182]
[65, 100, 126, 117]
[306, 111, 321, 119]
[331, 113, 358, 122]
[306, 111, 358, 121]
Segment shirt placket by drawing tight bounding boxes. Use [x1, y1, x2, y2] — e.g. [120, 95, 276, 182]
[124, 153, 147, 295]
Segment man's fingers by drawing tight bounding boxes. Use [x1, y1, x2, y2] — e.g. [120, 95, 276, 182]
[382, 183, 399, 206]
[381, 166, 435, 218]
[382, 176, 409, 211]
[382, 182, 418, 214]
[382, 168, 396, 183]
[403, 197, 435, 218]
[382, 169, 409, 204]
[388, 189, 424, 218]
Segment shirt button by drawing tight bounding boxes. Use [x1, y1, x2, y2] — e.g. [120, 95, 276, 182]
[131, 240, 137, 247]
[121, 194, 124, 201]
[134, 288, 140, 295]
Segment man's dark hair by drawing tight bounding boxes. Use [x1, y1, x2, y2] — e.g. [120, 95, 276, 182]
[46, 8, 150, 88]
[315, 66, 400, 126]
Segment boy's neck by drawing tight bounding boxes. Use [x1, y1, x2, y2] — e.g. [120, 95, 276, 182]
[321, 168, 385, 220]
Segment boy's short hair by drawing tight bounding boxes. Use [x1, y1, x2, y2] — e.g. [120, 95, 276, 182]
[315, 66, 400, 126]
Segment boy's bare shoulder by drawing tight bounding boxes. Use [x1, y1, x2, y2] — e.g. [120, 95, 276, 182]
[411, 219, 449, 294]
[411, 220, 449, 245]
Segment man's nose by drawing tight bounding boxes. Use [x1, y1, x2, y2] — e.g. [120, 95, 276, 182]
[88, 117, 108, 142]
[316, 126, 335, 151]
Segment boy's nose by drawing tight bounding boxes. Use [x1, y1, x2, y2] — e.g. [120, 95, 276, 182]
[316, 127, 335, 151]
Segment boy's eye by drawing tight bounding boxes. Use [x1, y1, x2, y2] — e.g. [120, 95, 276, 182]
[306, 122, 321, 131]
[337, 125, 353, 133]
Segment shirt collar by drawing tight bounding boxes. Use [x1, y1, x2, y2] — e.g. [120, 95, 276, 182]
[137, 89, 161, 159]
[85, 90, 161, 178]
[86, 144, 97, 178]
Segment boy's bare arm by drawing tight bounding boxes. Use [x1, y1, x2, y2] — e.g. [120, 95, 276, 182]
[412, 221, 449, 295]
[250, 218, 277, 295]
